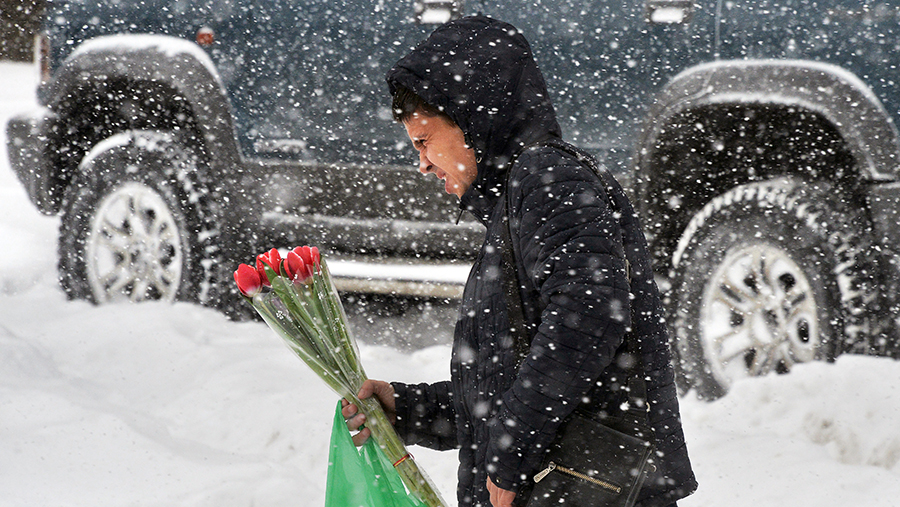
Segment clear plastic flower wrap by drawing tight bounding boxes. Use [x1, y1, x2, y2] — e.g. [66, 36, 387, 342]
[234, 247, 448, 507]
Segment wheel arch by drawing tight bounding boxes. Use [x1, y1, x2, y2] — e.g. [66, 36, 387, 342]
[635, 60, 898, 272]
[40, 35, 242, 213]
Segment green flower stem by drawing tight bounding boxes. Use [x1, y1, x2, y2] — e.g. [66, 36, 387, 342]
[321, 261, 362, 371]
[252, 296, 351, 398]
[309, 269, 364, 387]
[268, 275, 333, 361]
[254, 290, 321, 362]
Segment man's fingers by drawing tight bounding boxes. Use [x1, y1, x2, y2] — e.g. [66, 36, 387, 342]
[347, 413, 367, 431]
[340, 401, 357, 420]
[342, 382, 386, 448]
[341, 402, 370, 446]
[344, 380, 395, 447]
[351, 427, 371, 446]
[358, 379, 394, 402]
[357, 379, 378, 400]
[372, 380, 391, 398]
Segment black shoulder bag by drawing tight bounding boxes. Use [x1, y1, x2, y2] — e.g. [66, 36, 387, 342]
[500, 141, 654, 507]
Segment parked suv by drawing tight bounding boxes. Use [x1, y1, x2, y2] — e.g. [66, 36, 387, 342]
[8, 0, 900, 397]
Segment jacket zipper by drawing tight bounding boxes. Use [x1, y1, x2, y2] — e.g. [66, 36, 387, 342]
[533, 461, 622, 494]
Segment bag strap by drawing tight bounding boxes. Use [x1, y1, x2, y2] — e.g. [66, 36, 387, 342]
[500, 139, 647, 410]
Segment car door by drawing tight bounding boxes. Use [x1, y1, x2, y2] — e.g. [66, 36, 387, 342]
[231, 0, 482, 259]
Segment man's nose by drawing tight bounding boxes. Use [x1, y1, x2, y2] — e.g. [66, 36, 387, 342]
[418, 152, 433, 174]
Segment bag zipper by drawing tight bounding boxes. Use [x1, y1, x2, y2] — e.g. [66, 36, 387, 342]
[533, 461, 622, 494]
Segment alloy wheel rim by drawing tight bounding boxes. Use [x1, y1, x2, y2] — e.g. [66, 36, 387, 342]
[700, 243, 819, 389]
[86, 182, 183, 303]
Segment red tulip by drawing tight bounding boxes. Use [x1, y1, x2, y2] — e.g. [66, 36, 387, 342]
[298, 246, 321, 268]
[284, 251, 310, 283]
[256, 248, 282, 286]
[234, 263, 263, 297]
[284, 246, 320, 283]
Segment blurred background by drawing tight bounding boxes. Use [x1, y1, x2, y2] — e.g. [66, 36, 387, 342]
[0, 0, 44, 61]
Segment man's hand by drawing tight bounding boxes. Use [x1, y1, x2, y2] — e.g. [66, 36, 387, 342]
[341, 379, 396, 446]
[487, 477, 516, 507]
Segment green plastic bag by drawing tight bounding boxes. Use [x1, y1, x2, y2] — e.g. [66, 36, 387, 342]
[325, 402, 425, 507]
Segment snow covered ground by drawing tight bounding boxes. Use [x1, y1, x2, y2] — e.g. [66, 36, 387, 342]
[2, 61, 900, 506]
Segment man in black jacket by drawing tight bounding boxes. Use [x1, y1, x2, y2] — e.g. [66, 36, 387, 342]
[342, 15, 697, 507]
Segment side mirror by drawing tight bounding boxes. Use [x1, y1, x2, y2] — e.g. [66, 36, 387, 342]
[414, 0, 463, 25]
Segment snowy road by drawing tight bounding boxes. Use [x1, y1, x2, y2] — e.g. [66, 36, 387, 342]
[2, 61, 900, 506]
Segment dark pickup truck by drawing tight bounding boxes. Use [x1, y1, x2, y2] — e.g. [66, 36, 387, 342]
[8, 0, 900, 397]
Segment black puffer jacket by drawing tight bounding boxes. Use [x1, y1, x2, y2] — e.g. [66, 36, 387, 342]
[387, 16, 697, 507]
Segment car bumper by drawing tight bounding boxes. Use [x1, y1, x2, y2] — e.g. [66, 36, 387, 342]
[6, 107, 61, 215]
[327, 256, 469, 299]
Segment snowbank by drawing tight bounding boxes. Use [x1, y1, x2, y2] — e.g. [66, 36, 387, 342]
[0, 282, 458, 506]
[680, 355, 900, 506]
[2, 61, 899, 506]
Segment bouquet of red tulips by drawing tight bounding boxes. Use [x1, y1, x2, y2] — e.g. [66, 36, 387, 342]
[234, 247, 448, 507]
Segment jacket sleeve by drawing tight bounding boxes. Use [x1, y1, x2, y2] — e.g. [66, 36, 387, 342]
[391, 380, 459, 451]
[485, 149, 631, 492]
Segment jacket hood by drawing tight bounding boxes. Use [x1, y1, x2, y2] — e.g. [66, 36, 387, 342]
[386, 16, 561, 214]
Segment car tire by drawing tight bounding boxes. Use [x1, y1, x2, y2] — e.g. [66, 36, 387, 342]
[58, 130, 222, 305]
[670, 177, 883, 399]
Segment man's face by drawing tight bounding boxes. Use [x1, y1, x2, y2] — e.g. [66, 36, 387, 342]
[403, 110, 478, 199]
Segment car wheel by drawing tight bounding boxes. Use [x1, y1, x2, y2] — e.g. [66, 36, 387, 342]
[670, 177, 881, 399]
[59, 130, 222, 305]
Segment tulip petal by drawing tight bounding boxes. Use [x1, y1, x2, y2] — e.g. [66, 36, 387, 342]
[297, 246, 313, 266]
[256, 256, 271, 286]
[234, 263, 262, 297]
[285, 251, 301, 281]
[286, 250, 313, 283]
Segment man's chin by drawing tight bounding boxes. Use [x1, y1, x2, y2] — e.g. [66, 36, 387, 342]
[440, 179, 465, 198]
